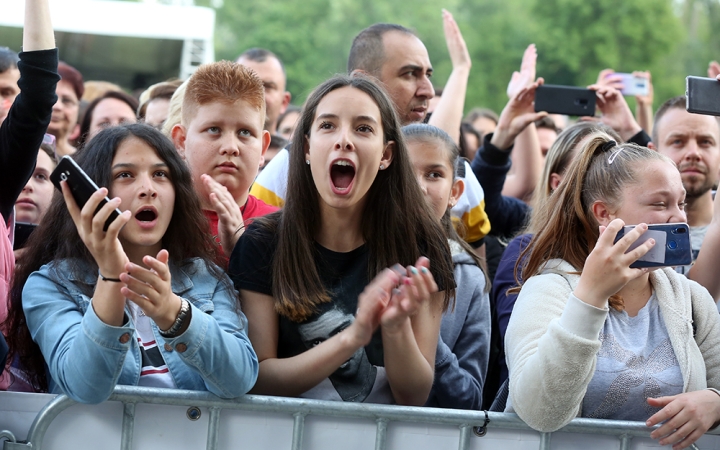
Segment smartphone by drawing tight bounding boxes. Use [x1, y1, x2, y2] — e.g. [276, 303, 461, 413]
[50, 156, 122, 231]
[611, 73, 649, 97]
[686, 76, 720, 116]
[534, 85, 596, 117]
[613, 223, 692, 268]
[13, 222, 37, 250]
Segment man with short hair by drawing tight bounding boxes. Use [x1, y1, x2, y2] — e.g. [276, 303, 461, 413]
[252, 22, 490, 248]
[0, 47, 20, 125]
[650, 95, 720, 274]
[348, 24, 434, 125]
[236, 48, 291, 135]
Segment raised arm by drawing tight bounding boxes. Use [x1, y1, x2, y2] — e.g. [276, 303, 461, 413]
[502, 45, 544, 201]
[0, 0, 58, 220]
[427, 9, 470, 144]
[24, 0, 55, 51]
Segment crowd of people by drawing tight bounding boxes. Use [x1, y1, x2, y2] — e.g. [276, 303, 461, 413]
[3, 1, 720, 449]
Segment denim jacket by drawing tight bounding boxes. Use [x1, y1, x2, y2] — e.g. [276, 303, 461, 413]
[23, 258, 258, 404]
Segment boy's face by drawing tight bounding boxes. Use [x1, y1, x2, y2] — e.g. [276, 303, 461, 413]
[176, 100, 270, 208]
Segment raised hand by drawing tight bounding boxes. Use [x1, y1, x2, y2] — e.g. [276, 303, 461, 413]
[61, 182, 131, 279]
[709, 61, 720, 79]
[632, 71, 654, 106]
[596, 69, 624, 91]
[202, 174, 244, 254]
[491, 78, 548, 150]
[120, 249, 183, 331]
[646, 390, 720, 450]
[507, 44, 537, 99]
[573, 219, 654, 308]
[442, 9, 471, 71]
[585, 84, 642, 141]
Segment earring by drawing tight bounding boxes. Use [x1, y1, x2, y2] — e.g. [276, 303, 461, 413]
[379, 164, 385, 170]
[306, 160, 310, 165]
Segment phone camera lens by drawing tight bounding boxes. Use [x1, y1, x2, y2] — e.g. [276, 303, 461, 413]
[674, 227, 687, 234]
[60, 173, 67, 181]
[668, 241, 678, 250]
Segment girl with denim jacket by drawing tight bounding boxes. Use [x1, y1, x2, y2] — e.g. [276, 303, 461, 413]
[5, 124, 258, 403]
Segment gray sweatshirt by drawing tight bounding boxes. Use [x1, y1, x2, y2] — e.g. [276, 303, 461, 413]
[425, 241, 491, 410]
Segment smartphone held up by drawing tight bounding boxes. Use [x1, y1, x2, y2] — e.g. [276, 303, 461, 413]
[50, 156, 122, 231]
[686, 76, 720, 116]
[614, 223, 692, 269]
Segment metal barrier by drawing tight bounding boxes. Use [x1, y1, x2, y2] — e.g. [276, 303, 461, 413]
[1, 386, 718, 450]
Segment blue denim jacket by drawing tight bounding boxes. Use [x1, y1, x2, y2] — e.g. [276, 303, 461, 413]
[23, 258, 258, 404]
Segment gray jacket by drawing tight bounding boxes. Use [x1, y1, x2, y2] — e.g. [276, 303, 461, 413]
[425, 241, 491, 410]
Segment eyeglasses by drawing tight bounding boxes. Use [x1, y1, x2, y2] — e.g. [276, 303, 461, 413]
[42, 133, 57, 160]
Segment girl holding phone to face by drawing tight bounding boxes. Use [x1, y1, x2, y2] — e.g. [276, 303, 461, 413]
[229, 75, 454, 406]
[505, 132, 720, 450]
[6, 124, 258, 402]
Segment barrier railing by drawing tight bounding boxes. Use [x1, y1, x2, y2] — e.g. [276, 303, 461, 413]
[1, 386, 718, 450]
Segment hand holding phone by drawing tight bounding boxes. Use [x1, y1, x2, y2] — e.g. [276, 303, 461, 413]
[606, 72, 650, 97]
[534, 85, 596, 116]
[686, 76, 720, 116]
[50, 156, 122, 231]
[613, 223, 692, 268]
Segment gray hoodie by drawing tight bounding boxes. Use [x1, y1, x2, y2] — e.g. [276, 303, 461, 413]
[425, 240, 491, 410]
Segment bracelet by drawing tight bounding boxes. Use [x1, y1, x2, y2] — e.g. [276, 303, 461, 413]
[708, 388, 720, 398]
[159, 299, 190, 338]
[98, 270, 122, 283]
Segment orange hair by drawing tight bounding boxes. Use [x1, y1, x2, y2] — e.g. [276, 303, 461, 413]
[182, 60, 265, 126]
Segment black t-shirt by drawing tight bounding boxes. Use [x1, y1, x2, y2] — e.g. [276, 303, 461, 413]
[229, 222, 384, 366]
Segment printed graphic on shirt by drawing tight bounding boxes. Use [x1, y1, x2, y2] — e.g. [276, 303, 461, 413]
[298, 307, 379, 402]
[277, 244, 390, 402]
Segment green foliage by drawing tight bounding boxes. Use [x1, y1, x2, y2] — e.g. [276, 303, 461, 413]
[210, 0, 711, 115]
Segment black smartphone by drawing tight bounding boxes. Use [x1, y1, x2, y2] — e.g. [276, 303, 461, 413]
[534, 85, 596, 116]
[613, 223, 692, 268]
[686, 76, 720, 116]
[13, 222, 37, 250]
[50, 156, 122, 231]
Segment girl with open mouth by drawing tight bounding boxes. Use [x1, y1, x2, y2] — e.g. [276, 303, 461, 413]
[6, 123, 258, 402]
[230, 75, 455, 406]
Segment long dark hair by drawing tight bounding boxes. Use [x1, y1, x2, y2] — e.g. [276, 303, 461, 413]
[402, 123, 489, 293]
[261, 75, 454, 322]
[5, 123, 221, 391]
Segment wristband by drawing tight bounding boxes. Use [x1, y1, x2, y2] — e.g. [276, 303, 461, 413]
[98, 271, 122, 283]
[159, 299, 191, 338]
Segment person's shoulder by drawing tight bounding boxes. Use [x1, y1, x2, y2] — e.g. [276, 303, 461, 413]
[245, 195, 280, 218]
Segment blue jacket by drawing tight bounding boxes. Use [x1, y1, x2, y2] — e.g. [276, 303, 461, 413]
[23, 258, 258, 404]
